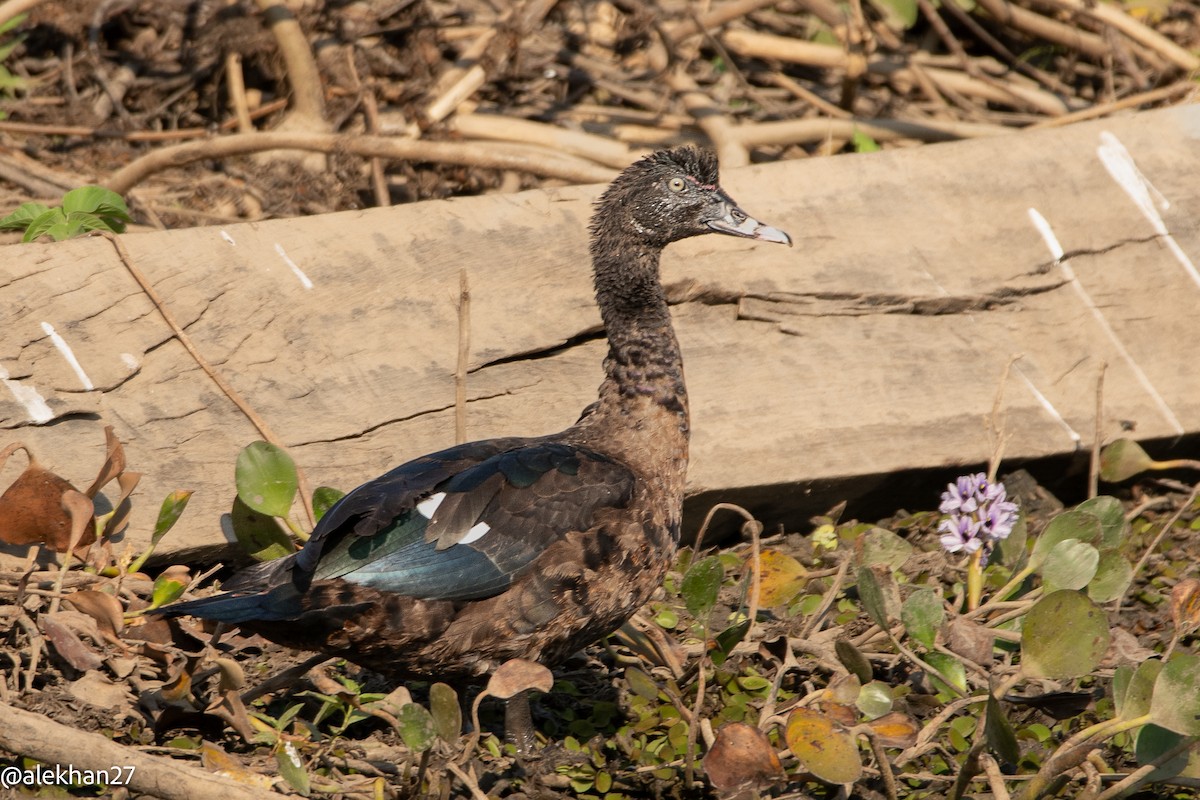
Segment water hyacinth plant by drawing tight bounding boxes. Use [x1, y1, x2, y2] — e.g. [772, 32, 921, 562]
[938, 472, 1019, 608]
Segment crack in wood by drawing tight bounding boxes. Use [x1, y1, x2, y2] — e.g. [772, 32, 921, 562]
[288, 384, 538, 448]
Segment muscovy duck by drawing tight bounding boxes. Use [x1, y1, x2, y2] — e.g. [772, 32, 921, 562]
[159, 146, 791, 745]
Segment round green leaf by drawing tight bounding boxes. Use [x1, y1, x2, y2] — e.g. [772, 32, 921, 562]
[681, 555, 723, 619]
[1116, 659, 1162, 720]
[924, 651, 967, 698]
[1150, 655, 1200, 735]
[1135, 724, 1191, 782]
[902, 587, 943, 650]
[1021, 590, 1110, 679]
[397, 703, 436, 752]
[1099, 438, 1154, 482]
[312, 486, 345, 523]
[856, 681, 894, 720]
[1075, 496, 1127, 548]
[230, 495, 296, 561]
[785, 708, 862, 785]
[429, 682, 461, 741]
[856, 527, 914, 572]
[1088, 550, 1134, 603]
[236, 441, 299, 517]
[1030, 510, 1103, 569]
[1042, 539, 1099, 592]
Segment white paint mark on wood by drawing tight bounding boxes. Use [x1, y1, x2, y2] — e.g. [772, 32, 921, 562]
[1015, 369, 1082, 444]
[0, 365, 54, 423]
[274, 243, 314, 289]
[918, 268, 1081, 447]
[1028, 207, 1184, 436]
[1097, 131, 1200, 289]
[460, 520, 490, 545]
[40, 321, 94, 391]
[416, 491, 446, 519]
[220, 229, 236, 246]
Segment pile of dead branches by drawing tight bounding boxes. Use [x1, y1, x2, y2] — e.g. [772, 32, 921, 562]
[0, 0, 1195, 226]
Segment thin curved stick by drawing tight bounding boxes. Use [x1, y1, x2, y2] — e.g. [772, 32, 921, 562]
[103, 133, 616, 195]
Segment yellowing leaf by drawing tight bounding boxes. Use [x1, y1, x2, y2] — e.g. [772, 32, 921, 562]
[756, 549, 808, 607]
[785, 707, 862, 785]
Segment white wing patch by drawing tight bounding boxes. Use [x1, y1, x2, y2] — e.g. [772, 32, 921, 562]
[416, 492, 446, 519]
[460, 521, 491, 545]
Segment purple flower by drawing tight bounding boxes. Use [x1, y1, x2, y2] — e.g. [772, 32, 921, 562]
[937, 473, 1019, 562]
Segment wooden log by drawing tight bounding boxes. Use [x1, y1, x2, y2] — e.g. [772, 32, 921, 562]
[1, 106, 1198, 562]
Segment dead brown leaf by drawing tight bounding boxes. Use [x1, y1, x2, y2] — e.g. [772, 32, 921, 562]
[703, 722, 784, 795]
[39, 612, 104, 671]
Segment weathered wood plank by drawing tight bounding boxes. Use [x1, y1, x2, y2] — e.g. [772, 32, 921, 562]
[1, 106, 1198, 561]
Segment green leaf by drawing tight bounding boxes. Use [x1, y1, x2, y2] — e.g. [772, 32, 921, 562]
[149, 573, 187, 609]
[836, 638, 874, 684]
[230, 495, 296, 561]
[236, 441, 299, 518]
[1099, 438, 1154, 482]
[275, 742, 310, 796]
[397, 703, 436, 752]
[857, 565, 900, 628]
[851, 129, 881, 153]
[867, 0, 918, 29]
[1134, 724, 1191, 782]
[713, 619, 751, 664]
[625, 667, 659, 701]
[1042, 539, 1100, 592]
[1075, 496, 1127, 548]
[902, 587, 943, 650]
[429, 682, 461, 741]
[312, 486, 345, 522]
[1117, 659, 1161, 720]
[856, 527, 913, 572]
[856, 681, 894, 720]
[153, 490, 193, 542]
[22, 208, 66, 242]
[1150, 654, 1200, 735]
[0, 202, 50, 231]
[62, 186, 132, 222]
[1021, 590, 1110, 679]
[681, 555, 723, 619]
[925, 652, 967, 697]
[985, 694, 1020, 765]
[129, 490, 194, 574]
[1088, 550, 1134, 603]
[1030, 510, 1103, 569]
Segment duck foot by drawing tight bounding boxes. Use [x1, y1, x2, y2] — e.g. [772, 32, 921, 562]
[505, 690, 537, 755]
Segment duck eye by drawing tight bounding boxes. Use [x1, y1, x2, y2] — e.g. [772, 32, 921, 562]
[667, 177, 686, 193]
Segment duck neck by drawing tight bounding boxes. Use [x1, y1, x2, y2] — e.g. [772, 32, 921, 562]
[586, 239, 690, 442]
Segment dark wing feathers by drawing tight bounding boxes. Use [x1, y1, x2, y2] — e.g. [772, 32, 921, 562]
[325, 441, 633, 601]
[224, 439, 635, 609]
[293, 438, 524, 575]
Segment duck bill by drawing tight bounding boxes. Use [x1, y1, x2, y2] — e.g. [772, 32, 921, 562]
[707, 204, 793, 246]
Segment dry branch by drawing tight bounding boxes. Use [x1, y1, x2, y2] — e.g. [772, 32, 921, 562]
[1033, 0, 1199, 72]
[0, 701, 278, 800]
[103, 133, 616, 195]
[449, 113, 644, 169]
[733, 115, 1010, 147]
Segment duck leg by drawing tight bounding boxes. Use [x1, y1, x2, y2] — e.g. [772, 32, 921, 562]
[505, 690, 537, 754]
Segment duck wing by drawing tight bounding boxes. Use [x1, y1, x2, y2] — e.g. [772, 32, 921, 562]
[223, 439, 635, 605]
